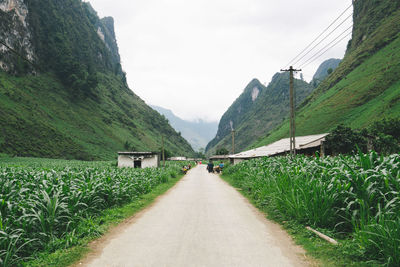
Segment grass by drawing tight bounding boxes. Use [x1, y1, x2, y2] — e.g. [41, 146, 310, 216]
[24, 173, 184, 267]
[221, 174, 368, 267]
[0, 71, 193, 160]
[250, 10, 400, 149]
[221, 152, 400, 266]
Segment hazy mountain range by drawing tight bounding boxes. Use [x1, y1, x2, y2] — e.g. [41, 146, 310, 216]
[152, 106, 218, 151]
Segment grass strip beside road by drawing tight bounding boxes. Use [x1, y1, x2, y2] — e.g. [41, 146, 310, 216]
[24, 172, 185, 267]
[220, 173, 378, 267]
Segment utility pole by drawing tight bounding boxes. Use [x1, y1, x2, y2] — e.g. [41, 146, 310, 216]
[161, 136, 165, 168]
[231, 129, 236, 154]
[280, 66, 301, 156]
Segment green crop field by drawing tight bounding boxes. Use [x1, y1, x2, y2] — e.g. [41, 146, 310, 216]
[223, 152, 400, 266]
[0, 157, 185, 266]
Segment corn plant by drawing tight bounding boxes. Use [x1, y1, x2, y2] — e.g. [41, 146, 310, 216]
[0, 159, 182, 266]
[224, 151, 400, 266]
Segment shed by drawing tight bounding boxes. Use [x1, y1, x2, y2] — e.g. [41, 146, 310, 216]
[118, 152, 160, 168]
[229, 133, 329, 164]
[209, 155, 230, 161]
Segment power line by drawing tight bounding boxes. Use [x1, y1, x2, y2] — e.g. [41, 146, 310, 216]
[290, 13, 353, 67]
[284, 3, 353, 69]
[297, 25, 353, 68]
[300, 32, 352, 70]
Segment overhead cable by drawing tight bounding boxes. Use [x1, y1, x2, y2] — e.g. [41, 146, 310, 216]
[283, 3, 353, 69]
[297, 25, 353, 68]
[290, 13, 353, 67]
[300, 32, 352, 70]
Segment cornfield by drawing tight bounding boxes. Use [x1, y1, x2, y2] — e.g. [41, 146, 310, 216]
[0, 158, 182, 266]
[224, 151, 400, 266]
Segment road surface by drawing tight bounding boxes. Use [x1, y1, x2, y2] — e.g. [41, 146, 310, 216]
[80, 165, 309, 267]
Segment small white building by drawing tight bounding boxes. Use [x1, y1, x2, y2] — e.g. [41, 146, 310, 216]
[118, 152, 160, 168]
[169, 156, 187, 161]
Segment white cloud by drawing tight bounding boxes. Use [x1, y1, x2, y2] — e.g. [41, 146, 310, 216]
[89, 0, 352, 122]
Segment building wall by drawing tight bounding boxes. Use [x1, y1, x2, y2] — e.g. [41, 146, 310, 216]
[118, 155, 134, 168]
[142, 154, 160, 168]
[233, 158, 245, 165]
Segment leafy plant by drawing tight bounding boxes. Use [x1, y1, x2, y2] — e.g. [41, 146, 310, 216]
[223, 151, 400, 266]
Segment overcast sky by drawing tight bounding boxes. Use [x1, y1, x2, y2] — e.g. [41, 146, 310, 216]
[88, 0, 353, 122]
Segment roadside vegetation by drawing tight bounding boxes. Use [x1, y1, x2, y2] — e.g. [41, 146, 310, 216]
[223, 151, 400, 266]
[0, 157, 185, 266]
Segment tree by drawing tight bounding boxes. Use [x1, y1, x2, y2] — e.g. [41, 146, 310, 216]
[216, 147, 229, 155]
[324, 124, 367, 155]
[327, 68, 333, 75]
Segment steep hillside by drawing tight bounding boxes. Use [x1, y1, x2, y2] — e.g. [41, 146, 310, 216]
[311, 58, 341, 87]
[0, 0, 193, 159]
[152, 105, 218, 151]
[254, 2, 400, 148]
[206, 75, 314, 154]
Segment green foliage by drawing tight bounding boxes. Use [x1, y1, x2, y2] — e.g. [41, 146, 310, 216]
[0, 158, 184, 266]
[207, 75, 314, 154]
[224, 152, 400, 266]
[0, 71, 193, 160]
[325, 119, 400, 155]
[215, 147, 229, 155]
[255, 9, 400, 149]
[324, 125, 368, 155]
[25, 0, 119, 96]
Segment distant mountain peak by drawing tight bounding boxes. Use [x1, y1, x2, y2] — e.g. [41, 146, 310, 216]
[151, 105, 218, 151]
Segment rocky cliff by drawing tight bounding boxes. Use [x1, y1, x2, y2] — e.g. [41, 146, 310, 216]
[0, 0, 194, 159]
[254, 0, 400, 148]
[0, 0, 35, 74]
[206, 75, 314, 154]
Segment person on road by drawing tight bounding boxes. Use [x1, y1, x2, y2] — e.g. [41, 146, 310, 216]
[207, 160, 214, 173]
[218, 161, 224, 173]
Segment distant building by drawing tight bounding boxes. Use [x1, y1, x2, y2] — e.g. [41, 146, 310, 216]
[169, 156, 187, 161]
[118, 152, 160, 168]
[229, 133, 329, 165]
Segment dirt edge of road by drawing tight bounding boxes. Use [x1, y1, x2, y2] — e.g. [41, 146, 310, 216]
[219, 176, 319, 267]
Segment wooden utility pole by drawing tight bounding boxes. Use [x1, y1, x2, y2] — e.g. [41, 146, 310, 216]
[280, 66, 301, 156]
[161, 136, 165, 168]
[231, 130, 236, 154]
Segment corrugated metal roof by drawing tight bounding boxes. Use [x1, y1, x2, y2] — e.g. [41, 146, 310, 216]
[209, 155, 230, 160]
[229, 133, 329, 159]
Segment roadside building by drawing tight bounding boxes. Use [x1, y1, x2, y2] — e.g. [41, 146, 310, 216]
[169, 156, 187, 161]
[209, 155, 230, 161]
[118, 152, 160, 168]
[229, 133, 328, 164]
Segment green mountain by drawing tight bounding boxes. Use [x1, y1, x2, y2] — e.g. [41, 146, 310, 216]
[254, 0, 400, 148]
[311, 58, 341, 88]
[206, 75, 314, 154]
[0, 0, 193, 160]
[151, 105, 218, 152]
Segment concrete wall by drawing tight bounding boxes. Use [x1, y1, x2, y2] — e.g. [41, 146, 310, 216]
[142, 154, 159, 168]
[232, 158, 245, 165]
[118, 155, 134, 168]
[118, 154, 160, 168]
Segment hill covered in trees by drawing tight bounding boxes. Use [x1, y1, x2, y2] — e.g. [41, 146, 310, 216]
[206, 76, 314, 154]
[0, 0, 193, 159]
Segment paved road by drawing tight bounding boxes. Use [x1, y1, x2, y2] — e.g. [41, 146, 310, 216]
[81, 165, 309, 267]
